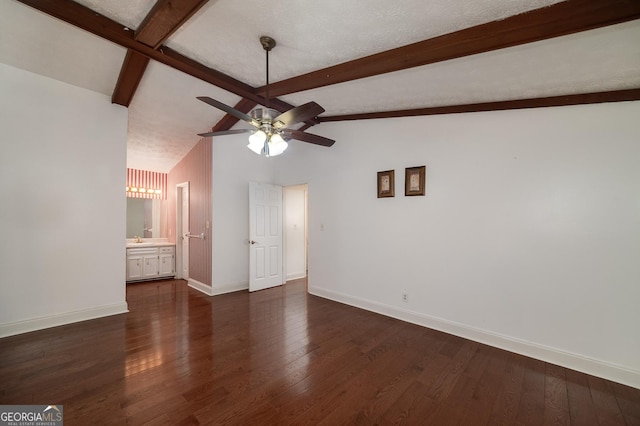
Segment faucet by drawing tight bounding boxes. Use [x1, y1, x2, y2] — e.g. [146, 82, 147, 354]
[134, 236, 142, 243]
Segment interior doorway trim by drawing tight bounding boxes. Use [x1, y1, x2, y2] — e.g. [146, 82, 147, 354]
[175, 181, 189, 281]
[283, 184, 308, 282]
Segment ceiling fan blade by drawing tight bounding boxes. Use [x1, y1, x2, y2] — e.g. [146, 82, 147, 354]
[198, 129, 253, 137]
[197, 96, 258, 127]
[285, 129, 335, 147]
[273, 102, 325, 129]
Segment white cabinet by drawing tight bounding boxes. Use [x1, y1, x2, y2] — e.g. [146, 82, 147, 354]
[142, 255, 159, 279]
[126, 245, 175, 282]
[158, 247, 175, 276]
[127, 255, 144, 280]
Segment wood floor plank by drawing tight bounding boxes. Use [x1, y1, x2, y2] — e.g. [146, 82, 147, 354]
[611, 381, 640, 425]
[381, 380, 435, 425]
[459, 346, 509, 425]
[487, 352, 527, 425]
[515, 356, 546, 425]
[565, 368, 600, 426]
[1, 278, 639, 425]
[543, 363, 570, 425]
[588, 374, 628, 425]
[313, 334, 426, 424]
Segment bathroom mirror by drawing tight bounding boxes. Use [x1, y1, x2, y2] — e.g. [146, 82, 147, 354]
[126, 198, 164, 238]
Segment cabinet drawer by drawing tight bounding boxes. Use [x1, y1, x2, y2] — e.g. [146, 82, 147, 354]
[127, 247, 158, 256]
[159, 246, 175, 254]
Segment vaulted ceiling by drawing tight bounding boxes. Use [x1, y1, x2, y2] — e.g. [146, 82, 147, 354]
[1, 0, 639, 172]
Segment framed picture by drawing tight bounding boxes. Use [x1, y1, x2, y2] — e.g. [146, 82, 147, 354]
[405, 166, 426, 196]
[377, 170, 395, 198]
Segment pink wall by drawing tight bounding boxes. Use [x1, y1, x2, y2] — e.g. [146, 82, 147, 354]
[168, 138, 212, 286]
[126, 168, 167, 199]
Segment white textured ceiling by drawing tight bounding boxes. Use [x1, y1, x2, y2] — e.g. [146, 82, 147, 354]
[282, 20, 640, 115]
[0, 0, 126, 96]
[127, 61, 240, 171]
[166, 0, 564, 86]
[1, 0, 639, 172]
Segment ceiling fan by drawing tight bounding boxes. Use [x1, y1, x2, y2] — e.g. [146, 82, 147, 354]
[197, 36, 335, 157]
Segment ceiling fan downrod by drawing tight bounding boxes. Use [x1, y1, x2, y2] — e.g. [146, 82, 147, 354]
[260, 36, 276, 108]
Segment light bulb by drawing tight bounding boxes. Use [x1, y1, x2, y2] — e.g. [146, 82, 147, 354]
[247, 130, 266, 154]
[268, 133, 288, 156]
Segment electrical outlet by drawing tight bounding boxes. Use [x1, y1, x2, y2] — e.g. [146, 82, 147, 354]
[402, 292, 408, 303]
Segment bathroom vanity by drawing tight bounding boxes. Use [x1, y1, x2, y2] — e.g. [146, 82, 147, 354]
[126, 241, 175, 282]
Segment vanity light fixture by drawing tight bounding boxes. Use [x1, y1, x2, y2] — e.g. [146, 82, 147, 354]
[126, 168, 167, 200]
[126, 187, 164, 194]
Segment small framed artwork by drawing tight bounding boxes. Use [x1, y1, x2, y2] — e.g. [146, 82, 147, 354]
[377, 170, 395, 198]
[405, 166, 426, 196]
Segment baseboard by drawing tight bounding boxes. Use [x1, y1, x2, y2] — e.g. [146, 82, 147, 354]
[286, 272, 307, 281]
[0, 302, 129, 338]
[309, 285, 640, 390]
[188, 279, 248, 296]
[187, 278, 214, 296]
[210, 281, 248, 295]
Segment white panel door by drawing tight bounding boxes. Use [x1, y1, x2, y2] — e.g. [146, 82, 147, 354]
[249, 182, 283, 292]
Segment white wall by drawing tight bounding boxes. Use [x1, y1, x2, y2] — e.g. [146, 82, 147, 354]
[210, 134, 274, 294]
[0, 63, 128, 336]
[274, 101, 640, 388]
[284, 185, 307, 280]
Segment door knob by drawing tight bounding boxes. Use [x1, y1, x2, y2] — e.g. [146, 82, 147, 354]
[250, 240, 257, 245]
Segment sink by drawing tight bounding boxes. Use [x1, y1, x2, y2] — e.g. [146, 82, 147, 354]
[127, 242, 154, 247]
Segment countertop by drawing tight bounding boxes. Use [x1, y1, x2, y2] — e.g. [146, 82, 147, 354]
[126, 240, 175, 248]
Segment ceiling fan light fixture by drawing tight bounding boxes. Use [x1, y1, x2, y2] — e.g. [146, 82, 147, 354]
[267, 133, 288, 157]
[247, 130, 266, 154]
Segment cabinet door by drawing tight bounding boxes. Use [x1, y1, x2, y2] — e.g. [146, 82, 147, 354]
[143, 255, 159, 278]
[159, 254, 174, 276]
[127, 256, 143, 280]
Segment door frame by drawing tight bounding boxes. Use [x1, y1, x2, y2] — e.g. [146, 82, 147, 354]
[175, 181, 189, 280]
[283, 184, 308, 282]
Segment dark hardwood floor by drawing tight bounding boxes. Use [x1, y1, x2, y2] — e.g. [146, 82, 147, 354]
[1, 279, 638, 425]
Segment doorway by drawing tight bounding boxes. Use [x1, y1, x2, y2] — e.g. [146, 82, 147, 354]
[176, 182, 190, 280]
[284, 184, 308, 283]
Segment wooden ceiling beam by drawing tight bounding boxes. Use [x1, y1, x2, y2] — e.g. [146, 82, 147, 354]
[19, 0, 306, 116]
[258, 0, 640, 98]
[19, 0, 639, 127]
[158, 46, 304, 115]
[16, 0, 265, 105]
[111, 51, 149, 106]
[136, 0, 209, 49]
[112, 0, 209, 106]
[318, 89, 640, 122]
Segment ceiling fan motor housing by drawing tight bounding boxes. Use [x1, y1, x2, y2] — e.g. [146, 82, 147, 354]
[250, 107, 285, 133]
